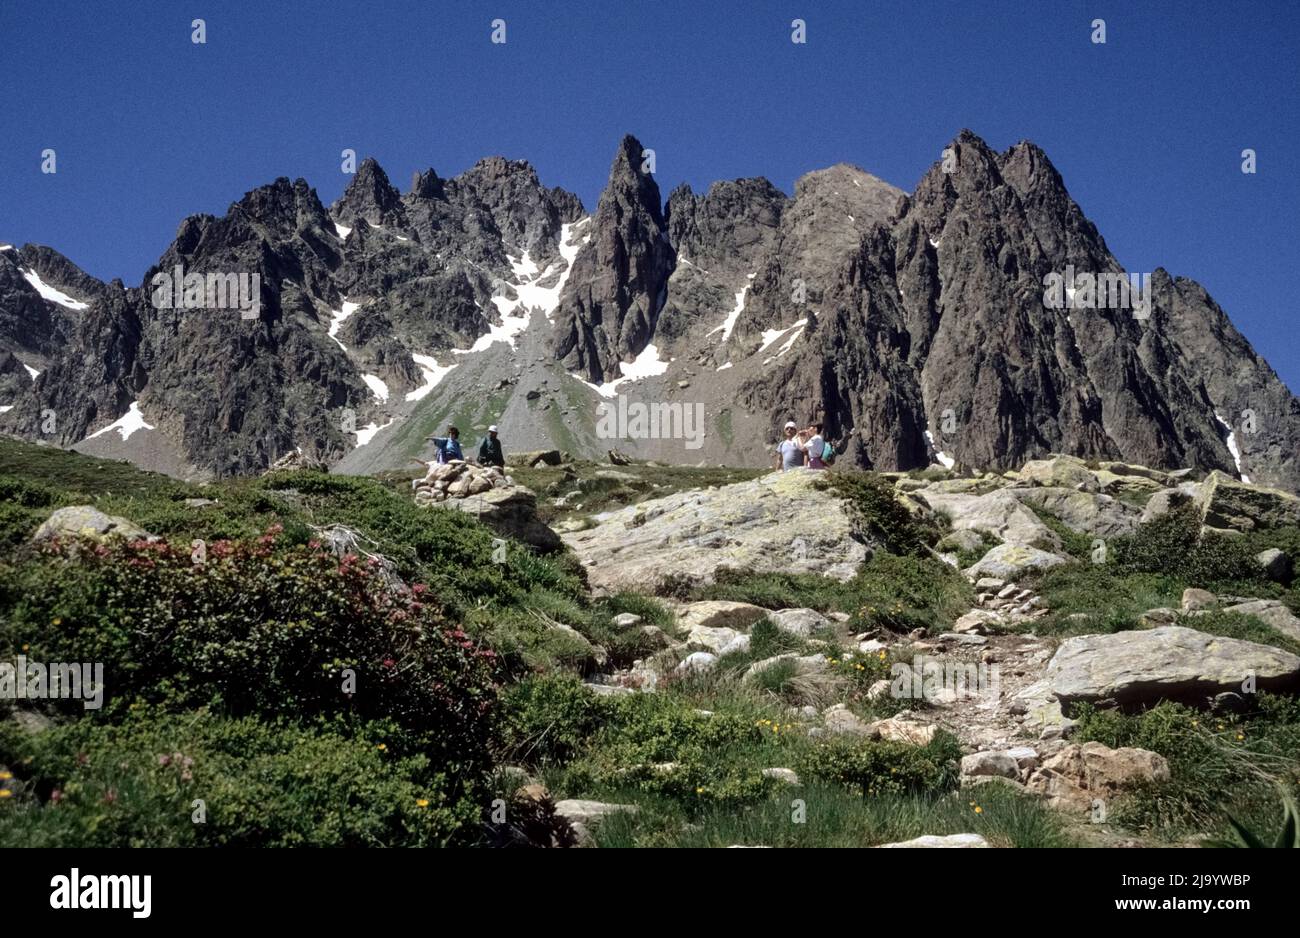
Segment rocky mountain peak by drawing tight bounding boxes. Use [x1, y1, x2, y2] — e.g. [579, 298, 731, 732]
[333, 158, 404, 227]
[551, 134, 675, 383]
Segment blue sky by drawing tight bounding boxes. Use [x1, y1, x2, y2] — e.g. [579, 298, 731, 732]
[2, 0, 1297, 390]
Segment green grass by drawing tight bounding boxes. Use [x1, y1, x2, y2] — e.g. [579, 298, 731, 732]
[1073, 695, 1300, 843]
[588, 781, 1076, 848]
[683, 553, 972, 635]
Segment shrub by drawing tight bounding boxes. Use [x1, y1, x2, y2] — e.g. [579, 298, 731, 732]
[2, 535, 500, 767]
[1112, 503, 1261, 586]
[821, 471, 938, 556]
[0, 710, 479, 847]
[798, 731, 962, 797]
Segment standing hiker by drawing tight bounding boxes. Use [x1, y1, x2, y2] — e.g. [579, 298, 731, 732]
[774, 421, 806, 471]
[805, 422, 827, 469]
[478, 425, 505, 467]
[429, 426, 464, 464]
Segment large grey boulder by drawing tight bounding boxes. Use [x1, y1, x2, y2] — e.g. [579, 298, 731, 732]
[31, 506, 154, 543]
[1010, 487, 1140, 538]
[922, 489, 1060, 549]
[1046, 626, 1300, 709]
[1024, 742, 1169, 813]
[1221, 600, 1300, 643]
[963, 544, 1069, 580]
[675, 600, 768, 632]
[562, 470, 869, 593]
[1196, 471, 1300, 532]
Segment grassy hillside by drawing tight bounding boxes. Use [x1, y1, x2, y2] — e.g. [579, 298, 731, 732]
[1, 438, 1298, 847]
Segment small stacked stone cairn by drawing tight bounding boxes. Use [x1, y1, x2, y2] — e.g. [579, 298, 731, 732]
[412, 460, 512, 505]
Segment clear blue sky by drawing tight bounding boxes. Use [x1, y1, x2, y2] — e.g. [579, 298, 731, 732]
[2, 0, 1297, 390]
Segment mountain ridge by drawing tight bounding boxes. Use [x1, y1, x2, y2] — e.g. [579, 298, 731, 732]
[1, 130, 1296, 491]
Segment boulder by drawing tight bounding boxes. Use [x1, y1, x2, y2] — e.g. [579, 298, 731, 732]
[1141, 488, 1191, 524]
[1221, 600, 1300, 643]
[676, 601, 768, 632]
[867, 716, 940, 745]
[768, 607, 830, 637]
[1024, 742, 1169, 812]
[1180, 588, 1217, 612]
[675, 651, 719, 674]
[443, 481, 561, 551]
[1096, 462, 1173, 486]
[953, 609, 999, 635]
[1196, 471, 1300, 532]
[822, 704, 871, 736]
[685, 626, 741, 654]
[877, 833, 990, 848]
[562, 470, 870, 592]
[963, 544, 1069, 580]
[1137, 607, 1179, 628]
[1045, 626, 1300, 710]
[612, 613, 643, 628]
[506, 449, 563, 468]
[922, 490, 1060, 549]
[1255, 548, 1294, 584]
[761, 768, 801, 786]
[1011, 487, 1140, 538]
[31, 506, 155, 543]
[744, 653, 826, 683]
[936, 529, 986, 553]
[552, 799, 638, 827]
[1018, 454, 1099, 491]
[960, 751, 1021, 781]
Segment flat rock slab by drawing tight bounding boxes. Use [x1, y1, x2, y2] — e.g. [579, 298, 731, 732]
[1046, 625, 1300, 710]
[963, 544, 1069, 580]
[562, 470, 868, 593]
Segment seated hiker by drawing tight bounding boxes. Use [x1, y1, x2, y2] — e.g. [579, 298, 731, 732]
[478, 425, 505, 467]
[429, 426, 464, 464]
[805, 422, 827, 469]
[774, 420, 806, 471]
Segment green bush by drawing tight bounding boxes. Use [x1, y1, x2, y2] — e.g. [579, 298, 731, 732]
[821, 471, 939, 556]
[798, 731, 963, 797]
[1112, 503, 1261, 586]
[0, 710, 478, 847]
[1, 535, 500, 767]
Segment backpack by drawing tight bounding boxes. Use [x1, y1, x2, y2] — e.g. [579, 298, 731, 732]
[822, 441, 835, 465]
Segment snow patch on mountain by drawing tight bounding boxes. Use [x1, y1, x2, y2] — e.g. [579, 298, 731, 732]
[354, 418, 395, 447]
[85, 402, 154, 442]
[924, 430, 955, 469]
[1215, 412, 1250, 483]
[464, 218, 592, 355]
[327, 300, 362, 352]
[406, 353, 456, 402]
[571, 343, 669, 398]
[21, 362, 39, 381]
[708, 278, 753, 343]
[22, 268, 90, 310]
[361, 374, 390, 403]
[333, 221, 353, 240]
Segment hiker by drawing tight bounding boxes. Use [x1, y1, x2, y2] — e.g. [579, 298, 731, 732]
[478, 425, 505, 467]
[774, 421, 806, 471]
[805, 422, 828, 469]
[429, 426, 464, 464]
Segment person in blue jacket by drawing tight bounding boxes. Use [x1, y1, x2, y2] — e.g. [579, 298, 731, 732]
[429, 426, 464, 463]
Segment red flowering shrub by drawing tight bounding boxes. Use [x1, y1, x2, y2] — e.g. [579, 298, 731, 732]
[3, 533, 500, 770]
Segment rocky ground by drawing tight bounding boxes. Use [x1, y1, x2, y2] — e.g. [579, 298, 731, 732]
[516, 453, 1300, 845]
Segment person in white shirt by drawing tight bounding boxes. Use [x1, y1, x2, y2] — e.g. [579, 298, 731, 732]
[805, 422, 826, 469]
[773, 420, 806, 470]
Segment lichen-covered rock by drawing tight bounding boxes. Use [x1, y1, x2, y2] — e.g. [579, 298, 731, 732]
[1045, 626, 1300, 709]
[562, 470, 869, 593]
[31, 505, 154, 543]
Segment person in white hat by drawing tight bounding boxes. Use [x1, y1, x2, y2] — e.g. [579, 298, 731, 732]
[773, 420, 806, 471]
[478, 425, 505, 467]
